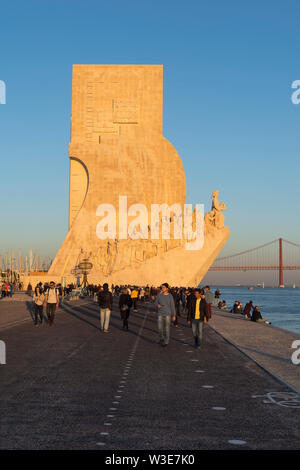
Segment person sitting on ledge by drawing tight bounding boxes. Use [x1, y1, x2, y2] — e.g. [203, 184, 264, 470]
[218, 300, 228, 310]
[231, 300, 242, 313]
[251, 306, 271, 324]
[243, 300, 253, 318]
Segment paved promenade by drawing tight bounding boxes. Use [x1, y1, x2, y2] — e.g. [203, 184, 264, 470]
[209, 307, 300, 393]
[0, 298, 300, 450]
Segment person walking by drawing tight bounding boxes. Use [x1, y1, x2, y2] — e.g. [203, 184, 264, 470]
[44, 281, 59, 326]
[150, 286, 156, 303]
[33, 286, 45, 326]
[119, 287, 133, 330]
[187, 288, 209, 348]
[98, 282, 113, 332]
[145, 286, 150, 303]
[139, 287, 145, 302]
[204, 285, 213, 319]
[27, 283, 33, 297]
[214, 288, 221, 306]
[131, 286, 139, 312]
[6, 282, 11, 297]
[171, 288, 179, 327]
[154, 283, 176, 347]
[1, 283, 5, 298]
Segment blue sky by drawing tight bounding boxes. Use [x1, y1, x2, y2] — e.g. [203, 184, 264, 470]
[1, 0, 300, 266]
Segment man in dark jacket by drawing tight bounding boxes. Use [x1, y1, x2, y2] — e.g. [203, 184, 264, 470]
[98, 283, 113, 332]
[251, 306, 271, 324]
[187, 289, 209, 348]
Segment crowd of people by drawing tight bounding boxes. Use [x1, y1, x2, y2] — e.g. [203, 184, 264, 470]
[1, 281, 14, 298]
[91, 282, 213, 348]
[1, 281, 24, 298]
[6, 279, 271, 342]
[229, 299, 271, 324]
[25, 281, 221, 347]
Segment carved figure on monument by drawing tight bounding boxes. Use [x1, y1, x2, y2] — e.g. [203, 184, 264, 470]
[205, 190, 227, 231]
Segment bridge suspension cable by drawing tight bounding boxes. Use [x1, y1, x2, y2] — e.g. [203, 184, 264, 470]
[209, 238, 300, 287]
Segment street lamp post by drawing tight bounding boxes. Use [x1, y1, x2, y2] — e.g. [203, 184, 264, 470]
[71, 265, 81, 287]
[77, 259, 93, 288]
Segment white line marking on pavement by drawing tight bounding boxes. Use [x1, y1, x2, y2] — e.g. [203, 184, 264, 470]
[98, 307, 149, 446]
[228, 440, 246, 445]
[212, 407, 226, 410]
[202, 385, 214, 388]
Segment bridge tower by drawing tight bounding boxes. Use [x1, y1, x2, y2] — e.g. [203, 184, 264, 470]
[279, 237, 284, 288]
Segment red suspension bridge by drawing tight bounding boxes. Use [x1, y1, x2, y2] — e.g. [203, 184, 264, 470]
[209, 238, 300, 287]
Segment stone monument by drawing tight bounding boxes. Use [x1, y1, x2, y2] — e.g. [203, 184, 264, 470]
[45, 64, 229, 286]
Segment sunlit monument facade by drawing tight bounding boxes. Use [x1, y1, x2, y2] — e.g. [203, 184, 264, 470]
[46, 65, 230, 286]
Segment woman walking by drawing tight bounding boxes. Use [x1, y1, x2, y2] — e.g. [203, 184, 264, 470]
[119, 287, 133, 331]
[33, 286, 45, 326]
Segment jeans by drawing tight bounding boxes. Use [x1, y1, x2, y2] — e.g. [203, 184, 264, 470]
[192, 319, 203, 344]
[46, 303, 56, 325]
[207, 303, 212, 319]
[158, 314, 171, 345]
[34, 304, 43, 324]
[100, 308, 111, 330]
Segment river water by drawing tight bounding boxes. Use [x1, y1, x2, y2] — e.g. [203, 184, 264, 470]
[208, 286, 300, 335]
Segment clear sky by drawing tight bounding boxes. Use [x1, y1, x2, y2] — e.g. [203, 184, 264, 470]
[1, 0, 300, 280]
